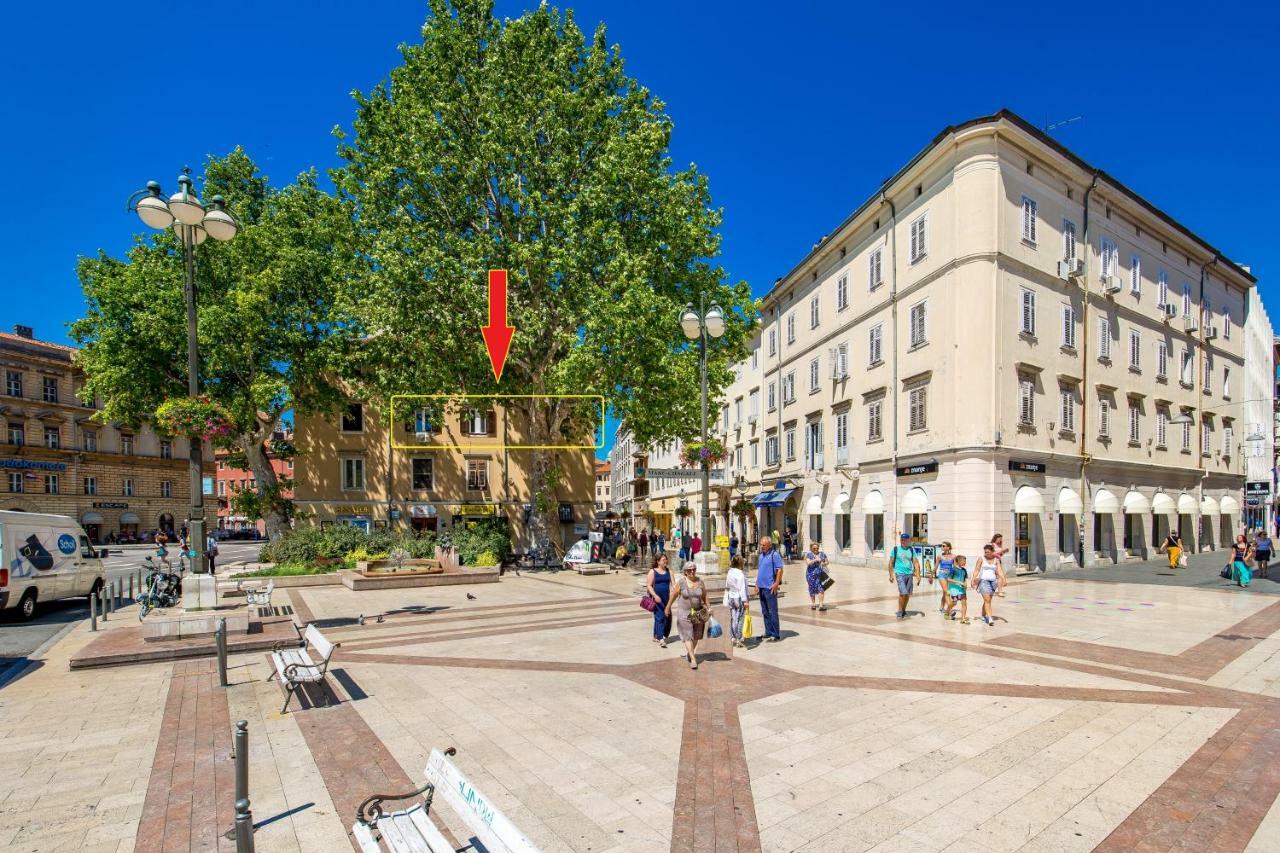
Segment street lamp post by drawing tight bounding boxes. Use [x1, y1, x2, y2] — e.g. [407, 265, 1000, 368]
[680, 297, 726, 550]
[128, 170, 239, 576]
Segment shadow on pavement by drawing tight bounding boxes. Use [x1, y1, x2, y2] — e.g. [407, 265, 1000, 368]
[0, 658, 44, 690]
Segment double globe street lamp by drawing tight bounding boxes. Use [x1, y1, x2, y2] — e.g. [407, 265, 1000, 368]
[680, 298, 726, 553]
[127, 170, 240, 576]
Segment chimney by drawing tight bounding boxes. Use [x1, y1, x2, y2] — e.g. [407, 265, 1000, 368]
[13, 324, 33, 339]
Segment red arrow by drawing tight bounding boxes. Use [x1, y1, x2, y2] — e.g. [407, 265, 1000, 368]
[481, 269, 515, 382]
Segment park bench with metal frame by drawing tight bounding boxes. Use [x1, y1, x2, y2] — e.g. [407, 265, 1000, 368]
[244, 579, 275, 609]
[267, 622, 338, 713]
[352, 747, 539, 853]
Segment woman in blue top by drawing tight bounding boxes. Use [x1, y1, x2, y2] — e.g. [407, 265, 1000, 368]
[1254, 530, 1272, 579]
[805, 542, 829, 610]
[935, 542, 954, 618]
[645, 554, 673, 647]
[887, 532, 921, 619]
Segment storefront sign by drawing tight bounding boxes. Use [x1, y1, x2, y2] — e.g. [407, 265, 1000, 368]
[92, 501, 128, 509]
[641, 467, 724, 480]
[896, 461, 938, 477]
[1245, 481, 1271, 496]
[0, 458, 66, 471]
[1246, 497, 1264, 507]
[457, 504, 495, 516]
[1008, 460, 1046, 473]
[558, 502, 574, 523]
[341, 505, 374, 515]
[389, 509, 402, 520]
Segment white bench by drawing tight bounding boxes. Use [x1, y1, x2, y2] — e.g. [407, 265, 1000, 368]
[267, 623, 339, 713]
[244, 579, 275, 608]
[352, 747, 539, 853]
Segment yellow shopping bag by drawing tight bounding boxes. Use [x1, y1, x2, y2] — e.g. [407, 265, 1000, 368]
[742, 611, 753, 639]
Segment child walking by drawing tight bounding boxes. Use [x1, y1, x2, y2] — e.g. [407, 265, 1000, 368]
[724, 555, 749, 648]
[947, 555, 970, 624]
[935, 542, 954, 617]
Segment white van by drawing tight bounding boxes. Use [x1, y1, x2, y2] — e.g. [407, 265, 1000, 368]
[0, 510, 105, 620]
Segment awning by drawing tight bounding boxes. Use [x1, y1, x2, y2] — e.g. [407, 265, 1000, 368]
[1093, 489, 1119, 514]
[1057, 487, 1083, 515]
[1220, 495, 1241, 515]
[862, 490, 885, 513]
[120, 512, 140, 525]
[831, 491, 851, 513]
[805, 494, 822, 515]
[409, 503, 438, 518]
[1123, 490, 1151, 514]
[901, 487, 929, 514]
[1152, 493, 1176, 516]
[81, 511, 103, 524]
[752, 488, 795, 508]
[1013, 486, 1044, 514]
[1201, 496, 1220, 516]
[1177, 493, 1198, 514]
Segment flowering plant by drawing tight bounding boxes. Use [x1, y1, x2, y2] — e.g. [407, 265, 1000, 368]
[154, 396, 233, 442]
[732, 498, 754, 518]
[679, 438, 727, 468]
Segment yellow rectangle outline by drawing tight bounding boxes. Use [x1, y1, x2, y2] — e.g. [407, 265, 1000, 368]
[390, 393, 605, 451]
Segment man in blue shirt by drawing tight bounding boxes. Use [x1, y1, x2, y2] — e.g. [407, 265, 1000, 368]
[756, 536, 785, 642]
[888, 532, 922, 619]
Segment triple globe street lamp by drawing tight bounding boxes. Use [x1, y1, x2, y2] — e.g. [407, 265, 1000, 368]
[127, 170, 240, 575]
[680, 298, 726, 551]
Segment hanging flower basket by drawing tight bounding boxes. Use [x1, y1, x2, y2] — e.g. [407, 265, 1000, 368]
[154, 397, 233, 442]
[732, 498, 754, 518]
[674, 506, 693, 518]
[679, 438, 727, 469]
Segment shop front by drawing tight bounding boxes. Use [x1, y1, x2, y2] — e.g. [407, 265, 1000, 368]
[1151, 493, 1175, 550]
[1219, 495, 1240, 544]
[862, 489, 886, 556]
[1057, 487, 1083, 565]
[81, 511, 104, 544]
[120, 511, 142, 539]
[1091, 489, 1119, 564]
[409, 503, 438, 533]
[1199, 496, 1219, 551]
[901, 487, 929, 543]
[332, 504, 374, 532]
[751, 486, 795, 547]
[1011, 485, 1044, 571]
[830, 489, 852, 552]
[1122, 491, 1150, 558]
[1177, 493, 1198, 548]
[805, 494, 823, 546]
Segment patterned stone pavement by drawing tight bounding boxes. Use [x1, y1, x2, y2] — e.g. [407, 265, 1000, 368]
[2, 560, 1280, 852]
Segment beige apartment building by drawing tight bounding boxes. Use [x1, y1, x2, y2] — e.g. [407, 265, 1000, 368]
[0, 325, 205, 543]
[293, 394, 595, 549]
[624, 111, 1259, 570]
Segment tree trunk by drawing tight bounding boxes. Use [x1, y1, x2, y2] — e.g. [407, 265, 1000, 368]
[522, 400, 566, 558]
[240, 432, 291, 541]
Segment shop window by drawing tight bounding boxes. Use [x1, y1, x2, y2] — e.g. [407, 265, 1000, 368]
[868, 514, 885, 552]
[836, 514, 851, 549]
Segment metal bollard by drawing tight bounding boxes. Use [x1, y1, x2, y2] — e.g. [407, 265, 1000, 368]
[234, 798, 255, 853]
[233, 720, 249, 804]
[112, 579, 119, 610]
[216, 618, 229, 687]
[89, 589, 98, 632]
[128, 574, 134, 601]
[102, 582, 110, 620]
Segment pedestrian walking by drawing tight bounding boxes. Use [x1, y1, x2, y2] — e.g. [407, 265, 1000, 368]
[646, 554, 673, 647]
[1231, 534, 1253, 588]
[691, 533, 702, 557]
[782, 529, 794, 560]
[1162, 528, 1184, 570]
[973, 543, 1006, 625]
[888, 532, 921, 619]
[990, 533, 1007, 597]
[756, 536, 784, 642]
[935, 541, 955, 617]
[638, 530, 649, 566]
[729, 533, 739, 560]
[680, 529, 692, 561]
[724, 555, 749, 647]
[1253, 530, 1272, 579]
[667, 561, 709, 669]
[946, 555, 970, 624]
[804, 542, 829, 610]
[206, 533, 219, 573]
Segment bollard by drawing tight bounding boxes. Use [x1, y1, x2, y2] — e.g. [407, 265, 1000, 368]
[128, 574, 134, 601]
[234, 798, 255, 853]
[112, 579, 119, 611]
[233, 720, 248, 804]
[216, 618, 229, 687]
[102, 582, 110, 620]
[89, 588, 98, 632]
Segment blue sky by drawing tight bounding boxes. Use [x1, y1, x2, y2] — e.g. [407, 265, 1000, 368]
[3, 1, 1276, 461]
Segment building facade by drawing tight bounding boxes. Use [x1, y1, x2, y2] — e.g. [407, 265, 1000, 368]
[1241, 288, 1274, 531]
[0, 325, 206, 543]
[292, 395, 594, 549]
[607, 427, 640, 525]
[594, 460, 611, 515]
[215, 429, 293, 534]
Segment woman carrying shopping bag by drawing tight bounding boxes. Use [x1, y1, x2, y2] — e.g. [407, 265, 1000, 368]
[667, 561, 710, 669]
[1231, 534, 1253, 588]
[724, 555, 749, 649]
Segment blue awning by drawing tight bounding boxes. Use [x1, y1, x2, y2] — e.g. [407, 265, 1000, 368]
[752, 488, 795, 508]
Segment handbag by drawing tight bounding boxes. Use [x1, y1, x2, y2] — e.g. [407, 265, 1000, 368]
[1221, 565, 1232, 580]
[742, 612, 754, 639]
[707, 617, 723, 639]
[640, 594, 657, 612]
[818, 569, 835, 591]
[690, 605, 710, 625]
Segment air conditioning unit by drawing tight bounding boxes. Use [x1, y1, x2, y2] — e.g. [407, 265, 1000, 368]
[1100, 276, 1122, 295]
[1184, 316, 1199, 333]
[1161, 303, 1178, 321]
[415, 432, 432, 441]
[1058, 258, 1084, 280]
[1205, 326, 1218, 340]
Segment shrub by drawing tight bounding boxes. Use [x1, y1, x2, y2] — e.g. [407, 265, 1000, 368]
[402, 533, 437, 559]
[260, 526, 324, 565]
[364, 530, 397, 555]
[318, 524, 368, 558]
[472, 550, 498, 566]
[439, 519, 512, 566]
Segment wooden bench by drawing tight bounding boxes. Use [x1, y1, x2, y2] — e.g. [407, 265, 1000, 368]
[267, 623, 339, 713]
[352, 747, 539, 853]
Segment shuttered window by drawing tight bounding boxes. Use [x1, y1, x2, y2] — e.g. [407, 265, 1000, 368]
[1130, 255, 1141, 294]
[1128, 403, 1140, 444]
[909, 214, 927, 263]
[1157, 410, 1167, 447]
[908, 386, 927, 432]
[1157, 270, 1169, 308]
[1129, 330, 1141, 370]
[1099, 399, 1110, 438]
[1157, 342, 1168, 378]
[910, 302, 927, 347]
[1060, 388, 1075, 433]
[1021, 196, 1037, 243]
[1020, 289, 1036, 335]
[1098, 317, 1111, 360]
[868, 400, 883, 441]
[836, 274, 848, 311]
[1018, 378, 1034, 425]
[869, 248, 883, 290]
[869, 324, 883, 364]
[1062, 220, 1077, 261]
[1062, 305, 1076, 349]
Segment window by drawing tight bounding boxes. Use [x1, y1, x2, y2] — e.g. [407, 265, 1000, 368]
[121, 434, 134, 455]
[767, 329, 777, 356]
[749, 389, 760, 419]
[808, 358, 820, 392]
[412, 458, 433, 490]
[786, 314, 795, 344]
[1130, 255, 1141, 294]
[5, 371, 22, 397]
[1062, 305, 1076, 349]
[1060, 388, 1076, 433]
[837, 274, 848, 311]
[218, 480, 226, 496]
[413, 407, 435, 434]
[782, 372, 795, 404]
[83, 476, 97, 496]
[1182, 282, 1192, 318]
[123, 478, 134, 497]
[1062, 220, 1077, 261]
[1128, 403, 1140, 444]
[869, 324, 884, 365]
[1203, 299, 1213, 335]
[767, 382, 776, 411]
[84, 430, 97, 452]
[44, 426, 59, 449]
[1182, 419, 1192, 452]
[341, 457, 365, 490]
[1098, 399, 1110, 438]
[1180, 349, 1193, 385]
[160, 440, 172, 459]
[7, 472, 22, 493]
[1101, 238, 1117, 278]
[734, 398, 744, 424]
[1202, 420, 1212, 456]
[835, 343, 849, 378]
[1018, 377, 1034, 425]
[161, 480, 171, 497]
[765, 435, 779, 465]
[8, 422, 24, 446]
[751, 348, 759, 369]
[1020, 289, 1036, 336]
[465, 409, 491, 435]
[1157, 409, 1168, 448]
[44, 474, 58, 494]
[1157, 270, 1169, 307]
[1203, 353, 1212, 394]
[1223, 367, 1231, 399]
[1097, 317, 1111, 360]
[42, 377, 58, 403]
[1129, 330, 1141, 370]
[909, 214, 928, 263]
[804, 421, 823, 470]
[1021, 196, 1037, 243]
[909, 302, 927, 348]
[341, 402, 364, 432]
[835, 411, 848, 454]
[1157, 341, 1168, 378]
[908, 386, 927, 432]
[868, 400, 883, 441]
[784, 427, 796, 461]
[467, 460, 489, 490]
[810, 296, 820, 329]
[750, 441, 759, 467]
[1222, 306, 1231, 339]
[723, 405, 730, 432]
[1223, 425, 1233, 457]
[869, 248, 883, 290]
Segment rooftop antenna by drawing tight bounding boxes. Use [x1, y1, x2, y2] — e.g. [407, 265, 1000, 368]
[1045, 115, 1083, 133]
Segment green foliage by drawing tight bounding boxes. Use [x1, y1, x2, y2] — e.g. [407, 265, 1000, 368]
[154, 397, 233, 442]
[332, 0, 755, 447]
[316, 524, 368, 558]
[439, 519, 512, 565]
[237, 561, 344, 578]
[260, 525, 438, 567]
[472, 551, 499, 567]
[230, 478, 299, 527]
[258, 526, 325, 564]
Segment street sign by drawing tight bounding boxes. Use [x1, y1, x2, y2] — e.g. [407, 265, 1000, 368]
[1245, 481, 1271, 496]
[642, 467, 725, 480]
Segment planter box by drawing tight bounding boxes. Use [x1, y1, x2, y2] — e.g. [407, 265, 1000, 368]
[339, 565, 500, 590]
[356, 558, 444, 575]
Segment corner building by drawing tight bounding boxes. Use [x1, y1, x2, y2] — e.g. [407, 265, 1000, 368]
[729, 111, 1256, 569]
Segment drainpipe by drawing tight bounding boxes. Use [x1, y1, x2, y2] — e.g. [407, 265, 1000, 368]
[880, 190, 899, 537]
[1078, 172, 1100, 565]
[1195, 256, 1218, 550]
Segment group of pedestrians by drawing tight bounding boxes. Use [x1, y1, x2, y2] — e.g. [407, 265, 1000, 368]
[1161, 527, 1272, 589]
[887, 532, 1008, 626]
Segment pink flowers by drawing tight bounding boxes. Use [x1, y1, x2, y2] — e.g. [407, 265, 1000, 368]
[155, 396, 233, 441]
